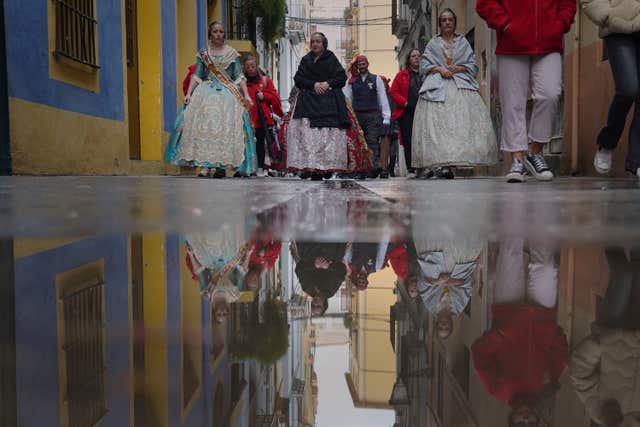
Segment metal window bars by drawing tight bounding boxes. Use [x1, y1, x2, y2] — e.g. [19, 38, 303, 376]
[61, 281, 106, 427]
[55, 0, 99, 68]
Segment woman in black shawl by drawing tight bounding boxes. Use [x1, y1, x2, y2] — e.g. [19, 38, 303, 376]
[284, 32, 372, 179]
[292, 241, 348, 315]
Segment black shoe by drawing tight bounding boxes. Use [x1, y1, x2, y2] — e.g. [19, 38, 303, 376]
[380, 169, 389, 179]
[300, 172, 311, 180]
[524, 152, 554, 181]
[311, 173, 323, 181]
[357, 171, 368, 180]
[369, 168, 382, 179]
[440, 167, 454, 180]
[213, 168, 226, 179]
[420, 169, 435, 180]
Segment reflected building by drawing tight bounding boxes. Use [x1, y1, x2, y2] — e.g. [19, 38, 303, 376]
[388, 277, 430, 427]
[345, 265, 397, 409]
[4, 233, 317, 427]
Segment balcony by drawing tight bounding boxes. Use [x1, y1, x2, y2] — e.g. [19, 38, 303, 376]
[391, 0, 409, 37]
[225, 0, 258, 56]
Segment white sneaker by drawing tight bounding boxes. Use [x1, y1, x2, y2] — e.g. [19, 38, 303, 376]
[256, 168, 268, 178]
[594, 148, 613, 174]
[198, 167, 210, 177]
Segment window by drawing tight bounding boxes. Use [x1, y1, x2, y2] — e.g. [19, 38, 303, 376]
[60, 278, 107, 427]
[55, 0, 99, 68]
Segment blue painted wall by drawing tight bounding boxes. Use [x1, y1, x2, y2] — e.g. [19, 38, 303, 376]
[14, 236, 131, 427]
[5, 0, 125, 121]
[198, 0, 207, 50]
[162, 0, 178, 132]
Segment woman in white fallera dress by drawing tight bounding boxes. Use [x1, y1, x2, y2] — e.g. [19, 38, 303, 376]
[412, 9, 497, 178]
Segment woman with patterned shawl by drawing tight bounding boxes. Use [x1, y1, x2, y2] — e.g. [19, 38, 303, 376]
[164, 21, 257, 177]
[282, 32, 372, 179]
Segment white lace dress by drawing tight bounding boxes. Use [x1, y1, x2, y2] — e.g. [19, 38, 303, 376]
[412, 39, 497, 169]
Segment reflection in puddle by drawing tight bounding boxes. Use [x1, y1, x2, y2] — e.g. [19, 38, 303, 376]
[3, 180, 640, 426]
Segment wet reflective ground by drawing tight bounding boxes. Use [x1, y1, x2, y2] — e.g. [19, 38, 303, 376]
[2, 176, 640, 426]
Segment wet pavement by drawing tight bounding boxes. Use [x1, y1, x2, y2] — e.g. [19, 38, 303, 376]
[2, 176, 640, 426]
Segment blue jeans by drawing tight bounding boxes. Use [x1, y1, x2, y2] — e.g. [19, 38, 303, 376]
[598, 33, 640, 173]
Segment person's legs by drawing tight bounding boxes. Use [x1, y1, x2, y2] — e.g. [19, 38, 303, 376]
[624, 34, 640, 175]
[597, 248, 633, 327]
[526, 244, 558, 309]
[598, 35, 639, 152]
[379, 135, 390, 177]
[498, 55, 531, 182]
[254, 127, 267, 170]
[356, 111, 379, 178]
[399, 110, 414, 171]
[528, 53, 563, 149]
[525, 53, 563, 180]
[494, 237, 527, 305]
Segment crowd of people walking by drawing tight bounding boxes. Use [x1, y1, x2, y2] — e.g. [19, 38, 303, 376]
[165, 0, 640, 182]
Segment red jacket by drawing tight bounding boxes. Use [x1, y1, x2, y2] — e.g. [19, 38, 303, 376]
[183, 64, 197, 96]
[389, 68, 410, 120]
[249, 239, 282, 272]
[246, 75, 283, 129]
[385, 243, 409, 280]
[471, 305, 568, 405]
[476, 0, 576, 55]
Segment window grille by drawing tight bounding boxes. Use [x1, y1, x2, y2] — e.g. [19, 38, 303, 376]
[55, 0, 99, 68]
[61, 281, 106, 427]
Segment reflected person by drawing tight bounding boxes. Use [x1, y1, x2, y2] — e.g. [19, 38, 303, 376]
[414, 235, 483, 339]
[292, 241, 348, 315]
[472, 237, 567, 427]
[570, 247, 640, 427]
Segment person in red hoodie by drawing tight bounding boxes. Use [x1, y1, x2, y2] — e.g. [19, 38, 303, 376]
[476, 0, 576, 183]
[243, 56, 284, 177]
[390, 49, 423, 176]
[472, 237, 567, 426]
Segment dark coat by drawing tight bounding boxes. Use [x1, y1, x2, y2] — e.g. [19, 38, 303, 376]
[293, 50, 351, 129]
[295, 241, 348, 299]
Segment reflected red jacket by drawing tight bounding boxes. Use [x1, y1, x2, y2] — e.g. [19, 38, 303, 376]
[249, 239, 282, 272]
[389, 68, 410, 120]
[386, 243, 409, 280]
[471, 305, 568, 405]
[476, 0, 576, 55]
[246, 74, 283, 129]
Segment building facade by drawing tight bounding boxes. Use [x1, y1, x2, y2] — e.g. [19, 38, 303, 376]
[4, 0, 261, 175]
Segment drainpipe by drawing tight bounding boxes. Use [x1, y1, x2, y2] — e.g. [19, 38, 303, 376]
[570, 5, 581, 174]
[0, 0, 12, 175]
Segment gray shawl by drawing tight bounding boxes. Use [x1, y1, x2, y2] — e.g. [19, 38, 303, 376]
[419, 34, 479, 102]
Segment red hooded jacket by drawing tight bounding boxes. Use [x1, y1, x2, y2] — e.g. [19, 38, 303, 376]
[390, 68, 410, 120]
[476, 0, 576, 55]
[249, 239, 282, 272]
[471, 305, 568, 405]
[246, 74, 283, 129]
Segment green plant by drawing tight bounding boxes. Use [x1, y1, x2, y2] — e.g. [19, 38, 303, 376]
[251, 0, 287, 49]
[229, 298, 290, 364]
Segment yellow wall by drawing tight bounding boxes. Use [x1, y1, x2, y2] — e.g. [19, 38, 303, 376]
[357, 0, 398, 78]
[9, 98, 129, 175]
[350, 267, 396, 407]
[137, 1, 163, 161]
[142, 234, 169, 427]
[180, 241, 203, 419]
[177, 0, 199, 104]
